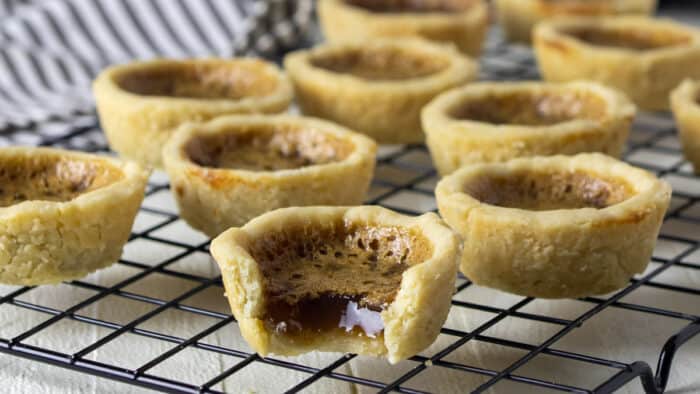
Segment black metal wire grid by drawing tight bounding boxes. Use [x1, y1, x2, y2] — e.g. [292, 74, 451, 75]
[0, 31, 698, 394]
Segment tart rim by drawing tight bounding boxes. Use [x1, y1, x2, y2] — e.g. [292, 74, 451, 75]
[0, 147, 148, 218]
[435, 153, 671, 223]
[423, 81, 636, 139]
[162, 114, 377, 181]
[534, 16, 700, 59]
[93, 58, 294, 109]
[670, 79, 700, 173]
[284, 38, 479, 93]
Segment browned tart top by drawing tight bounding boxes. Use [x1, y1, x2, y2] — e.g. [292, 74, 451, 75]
[345, 0, 475, 13]
[185, 126, 354, 172]
[561, 25, 693, 51]
[464, 170, 633, 211]
[0, 156, 123, 207]
[116, 62, 279, 100]
[310, 46, 450, 81]
[449, 90, 608, 126]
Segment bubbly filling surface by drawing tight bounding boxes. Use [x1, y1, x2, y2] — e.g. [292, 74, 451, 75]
[116, 62, 279, 99]
[564, 26, 692, 50]
[248, 222, 432, 341]
[464, 170, 633, 210]
[538, 0, 614, 16]
[449, 91, 607, 126]
[0, 156, 123, 207]
[345, 0, 474, 13]
[310, 47, 449, 80]
[186, 126, 353, 171]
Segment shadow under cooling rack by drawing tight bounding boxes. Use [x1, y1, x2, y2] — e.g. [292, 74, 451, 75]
[0, 31, 699, 394]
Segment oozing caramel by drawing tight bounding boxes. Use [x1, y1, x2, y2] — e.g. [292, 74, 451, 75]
[310, 47, 449, 81]
[564, 26, 692, 51]
[0, 156, 123, 207]
[185, 126, 353, 171]
[464, 170, 633, 210]
[116, 62, 279, 99]
[449, 91, 607, 126]
[248, 223, 432, 339]
[345, 0, 474, 13]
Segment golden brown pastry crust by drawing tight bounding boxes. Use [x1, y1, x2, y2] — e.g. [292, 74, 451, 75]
[285, 39, 478, 144]
[534, 17, 700, 111]
[93, 58, 293, 168]
[162, 115, 377, 237]
[422, 81, 636, 176]
[210, 206, 460, 363]
[319, 0, 489, 56]
[0, 148, 149, 285]
[496, 0, 657, 44]
[671, 80, 700, 174]
[436, 153, 671, 299]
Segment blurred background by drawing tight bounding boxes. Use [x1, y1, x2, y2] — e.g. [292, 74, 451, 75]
[0, 0, 698, 131]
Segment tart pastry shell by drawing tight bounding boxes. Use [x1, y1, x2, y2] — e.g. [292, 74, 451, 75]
[210, 206, 460, 363]
[496, 0, 657, 44]
[318, 0, 489, 56]
[0, 148, 149, 285]
[93, 59, 293, 168]
[671, 80, 700, 174]
[285, 39, 478, 144]
[534, 17, 700, 111]
[162, 115, 377, 237]
[422, 81, 635, 176]
[436, 153, 671, 298]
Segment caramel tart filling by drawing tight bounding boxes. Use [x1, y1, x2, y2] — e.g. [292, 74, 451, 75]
[0, 156, 123, 207]
[185, 127, 354, 172]
[344, 0, 474, 13]
[464, 170, 633, 210]
[115, 63, 279, 99]
[562, 26, 692, 50]
[248, 223, 432, 340]
[449, 91, 607, 126]
[310, 47, 450, 81]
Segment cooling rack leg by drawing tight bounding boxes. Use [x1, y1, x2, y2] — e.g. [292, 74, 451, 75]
[593, 362, 659, 394]
[655, 319, 700, 392]
[594, 318, 700, 394]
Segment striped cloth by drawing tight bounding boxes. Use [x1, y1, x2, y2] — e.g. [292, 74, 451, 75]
[0, 0, 314, 129]
[0, 0, 29, 17]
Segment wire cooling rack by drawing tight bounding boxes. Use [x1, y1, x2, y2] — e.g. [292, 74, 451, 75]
[0, 29, 699, 394]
